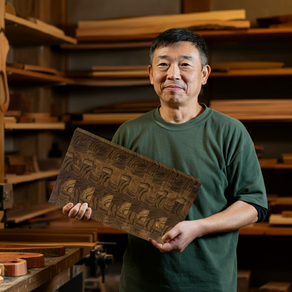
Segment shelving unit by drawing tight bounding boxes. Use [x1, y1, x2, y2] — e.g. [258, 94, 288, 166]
[1, 4, 76, 224]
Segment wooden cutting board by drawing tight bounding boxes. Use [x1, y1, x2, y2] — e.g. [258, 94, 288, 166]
[0, 252, 44, 276]
[49, 128, 201, 244]
[0, 244, 65, 257]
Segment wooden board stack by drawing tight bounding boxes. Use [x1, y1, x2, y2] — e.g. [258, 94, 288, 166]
[76, 10, 249, 41]
[209, 99, 292, 121]
[49, 128, 202, 244]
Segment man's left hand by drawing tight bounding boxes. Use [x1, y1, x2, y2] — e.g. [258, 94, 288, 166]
[148, 220, 203, 253]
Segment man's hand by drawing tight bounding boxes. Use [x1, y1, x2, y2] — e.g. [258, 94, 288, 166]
[148, 220, 203, 253]
[62, 202, 92, 221]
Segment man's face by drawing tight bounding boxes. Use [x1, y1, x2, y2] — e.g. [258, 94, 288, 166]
[148, 41, 210, 107]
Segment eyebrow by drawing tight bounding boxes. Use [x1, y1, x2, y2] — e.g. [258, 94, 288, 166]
[156, 55, 194, 61]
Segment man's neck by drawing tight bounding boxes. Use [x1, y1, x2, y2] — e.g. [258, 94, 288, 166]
[159, 102, 204, 124]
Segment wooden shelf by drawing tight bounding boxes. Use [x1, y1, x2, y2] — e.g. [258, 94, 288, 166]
[7, 66, 74, 86]
[239, 222, 292, 236]
[210, 68, 292, 77]
[72, 78, 150, 87]
[59, 28, 292, 50]
[6, 202, 61, 224]
[4, 123, 65, 130]
[4, 169, 60, 184]
[5, 13, 77, 45]
[260, 163, 292, 169]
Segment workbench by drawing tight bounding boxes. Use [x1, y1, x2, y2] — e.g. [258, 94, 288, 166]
[0, 246, 93, 292]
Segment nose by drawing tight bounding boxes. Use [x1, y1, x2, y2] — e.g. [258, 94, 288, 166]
[167, 64, 181, 80]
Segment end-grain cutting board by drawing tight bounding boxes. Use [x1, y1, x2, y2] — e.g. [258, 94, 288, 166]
[0, 252, 44, 276]
[49, 128, 201, 244]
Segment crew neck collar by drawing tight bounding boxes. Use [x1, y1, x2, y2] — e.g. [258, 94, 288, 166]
[152, 103, 212, 131]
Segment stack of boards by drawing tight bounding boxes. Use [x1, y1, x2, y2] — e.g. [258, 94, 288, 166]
[76, 9, 250, 41]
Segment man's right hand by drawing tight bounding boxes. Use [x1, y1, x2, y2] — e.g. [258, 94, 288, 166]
[62, 203, 92, 221]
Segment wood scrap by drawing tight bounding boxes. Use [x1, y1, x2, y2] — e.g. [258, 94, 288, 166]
[282, 211, 292, 218]
[269, 214, 292, 225]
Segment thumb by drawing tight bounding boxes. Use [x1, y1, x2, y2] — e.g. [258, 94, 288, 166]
[162, 227, 180, 243]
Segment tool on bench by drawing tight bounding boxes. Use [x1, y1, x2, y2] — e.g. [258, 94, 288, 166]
[79, 242, 115, 283]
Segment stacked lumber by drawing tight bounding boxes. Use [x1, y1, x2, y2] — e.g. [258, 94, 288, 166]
[210, 61, 284, 72]
[5, 154, 39, 175]
[209, 99, 292, 121]
[76, 10, 249, 41]
[257, 14, 292, 28]
[66, 65, 150, 86]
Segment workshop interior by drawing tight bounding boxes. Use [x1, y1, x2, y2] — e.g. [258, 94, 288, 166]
[0, 0, 292, 291]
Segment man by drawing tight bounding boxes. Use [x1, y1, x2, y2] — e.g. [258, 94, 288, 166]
[63, 28, 267, 291]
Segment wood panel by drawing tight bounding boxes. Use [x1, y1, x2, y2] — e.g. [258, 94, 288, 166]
[49, 128, 201, 244]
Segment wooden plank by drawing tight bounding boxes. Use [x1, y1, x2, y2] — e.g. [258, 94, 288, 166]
[259, 281, 291, 292]
[239, 222, 292, 236]
[76, 20, 250, 41]
[4, 169, 60, 184]
[4, 123, 65, 130]
[0, 232, 94, 242]
[78, 10, 246, 29]
[6, 202, 61, 223]
[0, 228, 98, 242]
[4, 13, 76, 45]
[49, 128, 201, 244]
[210, 61, 284, 71]
[0, 244, 65, 257]
[257, 14, 292, 28]
[82, 113, 142, 124]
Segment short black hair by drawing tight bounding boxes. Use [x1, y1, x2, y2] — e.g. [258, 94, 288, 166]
[149, 28, 208, 69]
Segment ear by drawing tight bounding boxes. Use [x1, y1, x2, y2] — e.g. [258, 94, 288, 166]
[148, 65, 154, 85]
[201, 65, 211, 85]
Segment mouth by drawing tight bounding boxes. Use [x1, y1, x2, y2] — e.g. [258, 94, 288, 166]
[163, 85, 184, 91]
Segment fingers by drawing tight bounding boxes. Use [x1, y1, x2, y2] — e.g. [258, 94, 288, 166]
[62, 203, 73, 215]
[64, 203, 92, 221]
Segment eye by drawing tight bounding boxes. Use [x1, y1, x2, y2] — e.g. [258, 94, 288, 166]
[158, 63, 168, 67]
[181, 63, 190, 67]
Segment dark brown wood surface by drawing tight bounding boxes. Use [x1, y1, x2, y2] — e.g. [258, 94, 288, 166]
[49, 128, 201, 244]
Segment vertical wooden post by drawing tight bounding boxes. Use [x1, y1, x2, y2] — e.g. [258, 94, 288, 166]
[0, 0, 5, 183]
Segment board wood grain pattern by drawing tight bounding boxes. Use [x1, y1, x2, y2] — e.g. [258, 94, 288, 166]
[49, 128, 201, 244]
